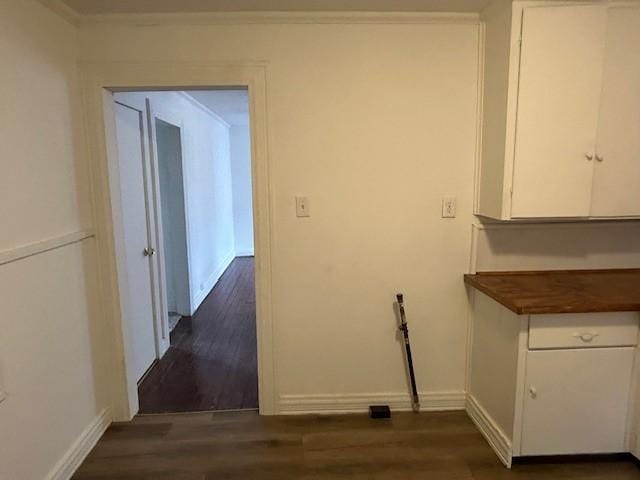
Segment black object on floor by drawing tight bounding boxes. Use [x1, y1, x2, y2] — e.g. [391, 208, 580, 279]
[369, 405, 391, 419]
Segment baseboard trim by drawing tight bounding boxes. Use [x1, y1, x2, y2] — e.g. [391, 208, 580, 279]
[192, 251, 236, 312]
[235, 250, 255, 257]
[45, 408, 112, 480]
[466, 394, 512, 467]
[279, 391, 465, 415]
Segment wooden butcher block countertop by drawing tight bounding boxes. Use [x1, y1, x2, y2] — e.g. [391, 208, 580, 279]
[464, 269, 640, 315]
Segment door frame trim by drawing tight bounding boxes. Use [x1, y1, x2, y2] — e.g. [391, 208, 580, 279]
[80, 61, 276, 419]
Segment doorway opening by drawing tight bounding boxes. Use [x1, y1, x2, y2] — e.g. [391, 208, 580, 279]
[111, 89, 257, 414]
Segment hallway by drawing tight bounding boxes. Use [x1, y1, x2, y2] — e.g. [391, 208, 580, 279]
[138, 257, 258, 413]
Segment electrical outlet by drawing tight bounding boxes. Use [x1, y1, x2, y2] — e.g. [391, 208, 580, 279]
[442, 197, 457, 218]
[296, 196, 310, 217]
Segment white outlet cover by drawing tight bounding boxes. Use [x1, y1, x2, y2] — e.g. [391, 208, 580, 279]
[442, 197, 457, 218]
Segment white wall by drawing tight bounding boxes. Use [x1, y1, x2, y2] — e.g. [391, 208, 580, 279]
[0, 1, 108, 479]
[80, 21, 481, 406]
[471, 221, 640, 273]
[230, 125, 255, 256]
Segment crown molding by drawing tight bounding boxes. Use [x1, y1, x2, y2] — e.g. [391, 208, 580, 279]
[36, 0, 81, 26]
[178, 92, 231, 129]
[79, 11, 480, 28]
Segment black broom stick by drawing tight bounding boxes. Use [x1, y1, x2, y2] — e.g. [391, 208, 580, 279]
[397, 293, 420, 412]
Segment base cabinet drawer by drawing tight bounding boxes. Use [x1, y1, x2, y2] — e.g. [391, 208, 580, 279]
[529, 312, 639, 349]
[521, 348, 634, 456]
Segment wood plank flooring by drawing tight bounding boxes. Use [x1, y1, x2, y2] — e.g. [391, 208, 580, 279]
[73, 410, 640, 479]
[138, 257, 258, 413]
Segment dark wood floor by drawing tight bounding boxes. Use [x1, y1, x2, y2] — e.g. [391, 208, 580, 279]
[138, 257, 258, 413]
[73, 410, 639, 479]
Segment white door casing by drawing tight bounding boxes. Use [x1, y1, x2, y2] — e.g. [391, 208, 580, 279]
[80, 62, 275, 420]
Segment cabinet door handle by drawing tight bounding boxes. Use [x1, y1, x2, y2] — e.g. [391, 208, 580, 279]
[595, 154, 604, 162]
[529, 386, 537, 399]
[143, 247, 156, 257]
[573, 332, 599, 342]
[585, 153, 594, 161]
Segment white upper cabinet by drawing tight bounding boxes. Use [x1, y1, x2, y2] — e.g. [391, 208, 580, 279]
[476, 1, 640, 220]
[591, 7, 640, 217]
[512, 5, 606, 218]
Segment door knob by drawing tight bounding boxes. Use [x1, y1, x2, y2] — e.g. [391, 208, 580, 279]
[143, 247, 156, 257]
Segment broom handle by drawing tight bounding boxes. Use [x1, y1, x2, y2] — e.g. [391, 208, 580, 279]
[397, 293, 420, 412]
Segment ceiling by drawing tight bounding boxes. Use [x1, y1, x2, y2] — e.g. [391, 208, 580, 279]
[187, 90, 250, 127]
[61, 0, 493, 15]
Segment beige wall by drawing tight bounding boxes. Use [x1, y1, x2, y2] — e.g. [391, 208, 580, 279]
[80, 21, 481, 403]
[0, 1, 108, 478]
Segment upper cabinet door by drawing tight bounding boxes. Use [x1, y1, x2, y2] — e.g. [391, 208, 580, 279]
[590, 7, 640, 217]
[510, 5, 607, 218]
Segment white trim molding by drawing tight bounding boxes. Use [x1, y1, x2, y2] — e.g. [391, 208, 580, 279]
[79, 61, 276, 419]
[279, 391, 466, 415]
[0, 230, 94, 267]
[466, 394, 512, 468]
[80, 11, 480, 27]
[36, 0, 81, 25]
[178, 92, 231, 129]
[45, 408, 112, 480]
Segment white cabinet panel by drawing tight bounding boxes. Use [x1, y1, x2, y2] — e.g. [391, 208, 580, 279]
[591, 7, 640, 217]
[521, 348, 634, 456]
[529, 312, 639, 350]
[511, 5, 607, 218]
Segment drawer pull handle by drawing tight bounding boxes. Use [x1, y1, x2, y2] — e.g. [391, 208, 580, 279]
[573, 332, 599, 342]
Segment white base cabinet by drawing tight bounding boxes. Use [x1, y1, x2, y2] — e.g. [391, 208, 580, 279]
[468, 292, 639, 466]
[522, 348, 634, 456]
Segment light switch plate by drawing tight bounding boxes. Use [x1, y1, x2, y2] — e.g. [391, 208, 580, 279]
[442, 197, 457, 218]
[296, 196, 310, 217]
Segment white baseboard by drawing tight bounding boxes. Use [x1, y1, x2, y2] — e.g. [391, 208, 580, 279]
[279, 391, 466, 415]
[192, 251, 236, 312]
[235, 249, 254, 257]
[466, 394, 512, 467]
[45, 408, 112, 480]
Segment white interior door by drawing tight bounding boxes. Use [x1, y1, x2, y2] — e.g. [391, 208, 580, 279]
[511, 5, 607, 218]
[114, 101, 159, 382]
[150, 114, 191, 317]
[590, 7, 640, 217]
[521, 348, 634, 456]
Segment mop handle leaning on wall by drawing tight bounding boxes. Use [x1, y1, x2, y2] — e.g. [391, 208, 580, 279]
[397, 293, 420, 412]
